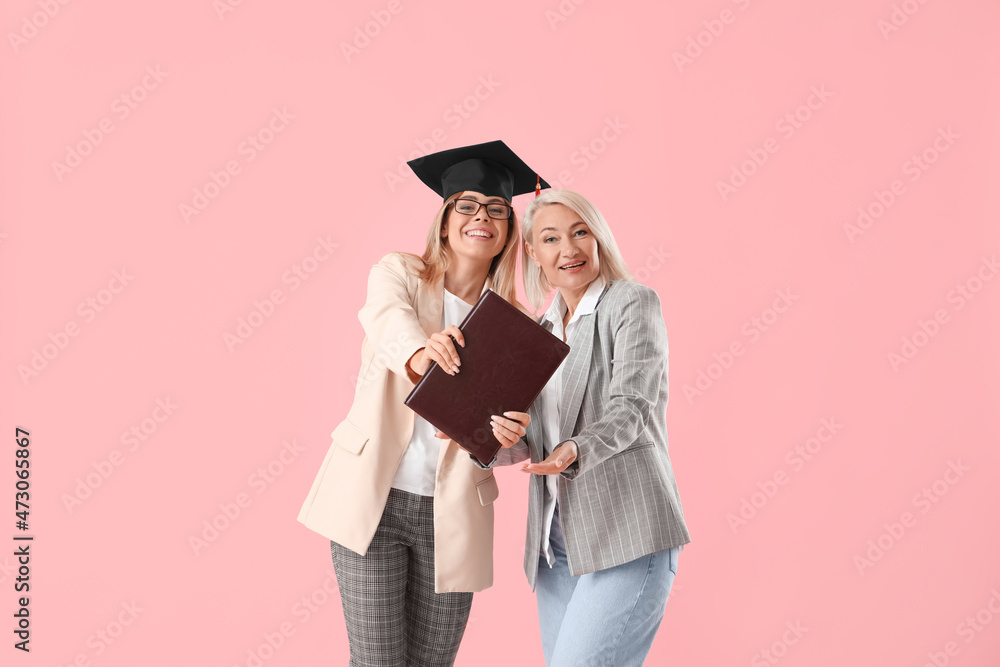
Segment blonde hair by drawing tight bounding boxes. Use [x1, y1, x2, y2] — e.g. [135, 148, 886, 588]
[403, 192, 524, 310]
[521, 189, 633, 311]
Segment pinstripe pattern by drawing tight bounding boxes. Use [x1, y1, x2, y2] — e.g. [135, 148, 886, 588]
[499, 280, 691, 590]
[330, 488, 472, 666]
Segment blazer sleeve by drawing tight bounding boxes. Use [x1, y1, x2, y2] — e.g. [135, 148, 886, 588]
[356, 253, 431, 382]
[493, 439, 530, 467]
[562, 284, 667, 480]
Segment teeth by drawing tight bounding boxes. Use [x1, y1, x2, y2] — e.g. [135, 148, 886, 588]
[465, 230, 492, 238]
[561, 262, 584, 269]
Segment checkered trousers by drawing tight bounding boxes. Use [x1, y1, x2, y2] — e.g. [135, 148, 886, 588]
[330, 487, 473, 667]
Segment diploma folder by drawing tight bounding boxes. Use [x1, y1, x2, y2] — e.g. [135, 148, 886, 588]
[404, 289, 570, 466]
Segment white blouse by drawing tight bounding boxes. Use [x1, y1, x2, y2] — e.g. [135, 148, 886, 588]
[391, 288, 474, 496]
[537, 276, 606, 566]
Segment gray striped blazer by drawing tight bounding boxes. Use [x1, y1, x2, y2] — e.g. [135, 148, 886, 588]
[498, 279, 690, 589]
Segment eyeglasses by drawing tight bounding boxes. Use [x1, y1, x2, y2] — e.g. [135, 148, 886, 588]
[451, 198, 511, 220]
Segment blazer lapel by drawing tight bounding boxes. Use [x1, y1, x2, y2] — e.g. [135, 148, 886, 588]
[523, 403, 545, 461]
[523, 316, 555, 461]
[416, 277, 444, 338]
[559, 312, 596, 442]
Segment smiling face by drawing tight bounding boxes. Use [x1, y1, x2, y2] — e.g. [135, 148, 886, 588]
[441, 190, 511, 265]
[525, 203, 601, 294]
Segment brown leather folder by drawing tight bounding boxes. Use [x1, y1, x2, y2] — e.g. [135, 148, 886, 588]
[404, 289, 570, 466]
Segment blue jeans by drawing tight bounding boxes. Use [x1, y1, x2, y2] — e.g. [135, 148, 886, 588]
[536, 505, 679, 667]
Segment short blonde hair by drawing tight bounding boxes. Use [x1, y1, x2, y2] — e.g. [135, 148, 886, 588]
[521, 189, 633, 311]
[403, 192, 523, 310]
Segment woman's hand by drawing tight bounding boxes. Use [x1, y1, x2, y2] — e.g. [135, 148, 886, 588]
[407, 325, 465, 377]
[433, 411, 530, 448]
[491, 412, 530, 448]
[522, 441, 578, 475]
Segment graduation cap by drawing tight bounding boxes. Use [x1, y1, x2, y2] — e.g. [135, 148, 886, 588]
[407, 140, 551, 202]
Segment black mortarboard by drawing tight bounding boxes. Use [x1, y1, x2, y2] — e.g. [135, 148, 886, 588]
[407, 140, 551, 202]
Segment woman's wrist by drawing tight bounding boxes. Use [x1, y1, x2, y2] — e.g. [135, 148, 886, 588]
[562, 440, 580, 472]
[405, 349, 425, 383]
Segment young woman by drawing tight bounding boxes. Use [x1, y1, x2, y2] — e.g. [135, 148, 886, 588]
[298, 141, 545, 666]
[497, 189, 691, 666]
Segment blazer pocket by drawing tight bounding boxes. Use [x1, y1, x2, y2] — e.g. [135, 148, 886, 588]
[475, 474, 499, 506]
[607, 442, 655, 461]
[331, 419, 369, 455]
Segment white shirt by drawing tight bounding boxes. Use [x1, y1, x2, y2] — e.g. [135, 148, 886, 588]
[391, 288, 475, 496]
[537, 277, 606, 566]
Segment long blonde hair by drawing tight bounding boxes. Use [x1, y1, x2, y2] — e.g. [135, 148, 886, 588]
[521, 189, 634, 311]
[403, 192, 524, 310]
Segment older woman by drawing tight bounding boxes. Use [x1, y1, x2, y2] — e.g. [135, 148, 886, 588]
[498, 189, 690, 666]
[298, 141, 542, 667]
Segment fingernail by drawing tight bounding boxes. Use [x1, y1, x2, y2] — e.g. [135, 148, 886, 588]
[556, 460, 563, 465]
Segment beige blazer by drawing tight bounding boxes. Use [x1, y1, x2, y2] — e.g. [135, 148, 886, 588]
[297, 252, 500, 593]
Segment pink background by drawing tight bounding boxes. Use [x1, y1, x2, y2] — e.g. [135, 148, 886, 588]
[3, 1, 999, 665]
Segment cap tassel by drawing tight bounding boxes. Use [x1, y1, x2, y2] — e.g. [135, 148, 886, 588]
[535, 174, 541, 198]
